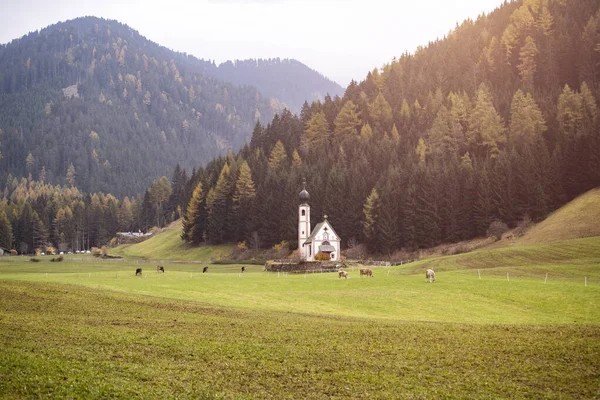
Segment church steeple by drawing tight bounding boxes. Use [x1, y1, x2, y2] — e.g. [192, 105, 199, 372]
[299, 179, 310, 203]
[298, 179, 311, 260]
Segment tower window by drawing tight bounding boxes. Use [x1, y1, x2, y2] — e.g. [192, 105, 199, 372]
[301, 210, 306, 216]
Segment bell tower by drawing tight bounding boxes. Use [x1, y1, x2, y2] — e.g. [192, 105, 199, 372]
[298, 180, 311, 260]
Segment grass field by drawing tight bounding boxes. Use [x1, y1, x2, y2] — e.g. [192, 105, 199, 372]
[2, 234, 600, 398]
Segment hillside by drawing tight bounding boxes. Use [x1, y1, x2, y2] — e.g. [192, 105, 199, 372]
[178, 0, 600, 253]
[207, 59, 344, 113]
[515, 188, 600, 245]
[111, 220, 232, 261]
[0, 17, 340, 197]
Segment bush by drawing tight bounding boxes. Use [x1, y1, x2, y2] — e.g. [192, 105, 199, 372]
[314, 251, 331, 261]
[50, 256, 64, 262]
[10, 249, 17, 256]
[487, 221, 510, 241]
[30, 258, 40, 262]
[91, 247, 103, 257]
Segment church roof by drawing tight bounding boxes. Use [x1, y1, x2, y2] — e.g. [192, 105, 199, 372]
[303, 221, 325, 245]
[303, 218, 340, 246]
[318, 244, 336, 252]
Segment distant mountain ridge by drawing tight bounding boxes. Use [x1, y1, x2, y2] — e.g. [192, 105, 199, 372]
[0, 16, 340, 196]
[207, 58, 344, 112]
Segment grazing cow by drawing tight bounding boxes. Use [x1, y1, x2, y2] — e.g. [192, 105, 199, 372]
[338, 270, 348, 279]
[426, 269, 436, 283]
[360, 268, 373, 277]
[203, 266, 209, 273]
[135, 268, 142, 276]
[241, 266, 246, 273]
[157, 265, 164, 273]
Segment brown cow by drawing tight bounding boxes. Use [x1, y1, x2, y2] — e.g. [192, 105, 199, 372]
[338, 270, 348, 279]
[360, 268, 373, 277]
[157, 265, 164, 273]
[135, 268, 142, 276]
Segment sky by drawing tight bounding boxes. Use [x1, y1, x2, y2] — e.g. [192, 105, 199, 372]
[0, 0, 506, 87]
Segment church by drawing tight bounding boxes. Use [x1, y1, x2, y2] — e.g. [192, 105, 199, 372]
[298, 182, 341, 261]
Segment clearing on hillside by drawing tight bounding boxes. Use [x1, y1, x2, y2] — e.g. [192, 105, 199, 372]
[516, 188, 600, 245]
[111, 220, 232, 261]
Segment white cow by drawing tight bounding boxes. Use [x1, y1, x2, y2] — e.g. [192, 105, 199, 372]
[426, 269, 436, 283]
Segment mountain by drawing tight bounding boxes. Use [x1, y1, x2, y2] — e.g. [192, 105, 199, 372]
[179, 0, 600, 253]
[0, 17, 338, 197]
[205, 58, 344, 113]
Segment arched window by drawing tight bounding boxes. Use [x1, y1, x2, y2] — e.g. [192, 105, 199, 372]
[301, 209, 306, 216]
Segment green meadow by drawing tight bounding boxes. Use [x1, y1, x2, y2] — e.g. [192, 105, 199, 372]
[1, 236, 600, 399]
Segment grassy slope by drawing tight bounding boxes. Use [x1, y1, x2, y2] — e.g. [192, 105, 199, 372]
[1, 279, 599, 399]
[111, 220, 232, 261]
[517, 187, 600, 245]
[414, 236, 600, 277]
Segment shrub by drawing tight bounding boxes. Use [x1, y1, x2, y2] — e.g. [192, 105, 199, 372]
[487, 221, 509, 241]
[91, 247, 103, 257]
[314, 251, 331, 261]
[30, 258, 40, 262]
[10, 249, 17, 256]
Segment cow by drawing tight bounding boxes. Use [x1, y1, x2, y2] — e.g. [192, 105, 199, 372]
[241, 266, 246, 273]
[135, 268, 142, 276]
[338, 270, 348, 279]
[360, 268, 373, 277]
[426, 269, 436, 283]
[203, 266, 209, 273]
[157, 265, 164, 273]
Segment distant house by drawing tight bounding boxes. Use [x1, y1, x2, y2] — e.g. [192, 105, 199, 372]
[297, 182, 341, 261]
[116, 231, 153, 245]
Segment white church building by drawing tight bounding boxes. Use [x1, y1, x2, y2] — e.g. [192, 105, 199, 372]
[298, 182, 341, 261]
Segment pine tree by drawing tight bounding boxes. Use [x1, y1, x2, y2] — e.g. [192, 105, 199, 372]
[467, 84, 506, 158]
[369, 92, 393, 134]
[304, 112, 330, 148]
[334, 100, 361, 138]
[182, 182, 206, 245]
[0, 210, 13, 249]
[509, 89, 546, 145]
[268, 141, 288, 172]
[205, 163, 232, 244]
[232, 161, 257, 241]
[362, 187, 381, 253]
[518, 36, 539, 90]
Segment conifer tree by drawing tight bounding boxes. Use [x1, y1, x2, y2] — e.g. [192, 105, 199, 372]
[518, 36, 539, 90]
[369, 92, 393, 134]
[232, 161, 257, 241]
[182, 182, 206, 244]
[0, 210, 13, 250]
[334, 100, 361, 138]
[268, 141, 288, 172]
[205, 163, 232, 244]
[467, 84, 506, 158]
[304, 112, 330, 148]
[509, 89, 546, 145]
[362, 187, 381, 253]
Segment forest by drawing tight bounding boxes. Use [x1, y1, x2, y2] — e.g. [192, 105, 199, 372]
[0, 17, 339, 197]
[0, 0, 599, 256]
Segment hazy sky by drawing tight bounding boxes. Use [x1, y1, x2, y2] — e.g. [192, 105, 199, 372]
[0, 0, 506, 86]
